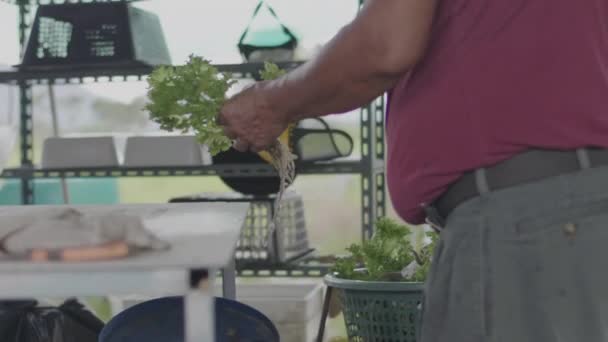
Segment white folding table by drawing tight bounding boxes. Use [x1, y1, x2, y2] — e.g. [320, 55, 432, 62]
[0, 202, 248, 342]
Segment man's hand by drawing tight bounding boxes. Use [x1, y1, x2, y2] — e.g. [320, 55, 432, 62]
[218, 81, 290, 153]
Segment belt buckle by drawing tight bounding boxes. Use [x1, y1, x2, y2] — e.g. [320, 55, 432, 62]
[423, 205, 445, 233]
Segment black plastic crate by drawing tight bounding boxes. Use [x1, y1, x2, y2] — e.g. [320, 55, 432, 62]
[20, 2, 171, 69]
[169, 191, 313, 266]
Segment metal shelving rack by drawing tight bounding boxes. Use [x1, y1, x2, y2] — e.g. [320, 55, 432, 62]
[0, 0, 387, 276]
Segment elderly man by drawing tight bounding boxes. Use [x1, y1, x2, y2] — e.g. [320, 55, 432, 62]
[219, 0, 608, 341]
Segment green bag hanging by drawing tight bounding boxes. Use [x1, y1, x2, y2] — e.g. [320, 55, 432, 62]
[238, 0, 299, 62]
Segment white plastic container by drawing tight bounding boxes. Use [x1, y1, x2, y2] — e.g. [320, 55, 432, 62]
[123, 135, 203, 167]
[0, 85, 18, 175]
[41, 136, 119, 168]
[223, 280, 325, 342]
[0, 125, 17, 173]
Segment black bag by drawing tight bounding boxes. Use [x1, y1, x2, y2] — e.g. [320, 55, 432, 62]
[0, 299, 104, 342]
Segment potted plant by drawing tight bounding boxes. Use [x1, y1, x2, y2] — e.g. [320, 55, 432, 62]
[325, 217, 438, 341]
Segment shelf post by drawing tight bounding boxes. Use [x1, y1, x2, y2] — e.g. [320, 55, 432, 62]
[18, 0, 34, 205]
[373, 96, 387, 220]
[360, 96, 386, 240]
[18, 81, 34, 205]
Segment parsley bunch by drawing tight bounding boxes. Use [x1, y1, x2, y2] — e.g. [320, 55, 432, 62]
[332, 218, 437, 282]
[259, 61, 286, 80]
[145, 56, 284, 155]
[145, 56, 295, 250]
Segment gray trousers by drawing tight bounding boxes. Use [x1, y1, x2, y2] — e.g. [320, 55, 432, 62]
[420, 165, 608, 342]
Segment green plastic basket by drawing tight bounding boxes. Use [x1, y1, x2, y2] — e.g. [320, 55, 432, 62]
[325, 274, 424, 341]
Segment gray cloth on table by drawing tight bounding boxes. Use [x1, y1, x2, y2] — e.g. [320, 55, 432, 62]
[420, 166, 608, 342]
[0, 208, 169, 255]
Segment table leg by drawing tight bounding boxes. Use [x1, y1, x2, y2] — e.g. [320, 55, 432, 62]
[316, 286, 333, 342]
[185, 269, 215, 342]
[222, 257, 236, 300]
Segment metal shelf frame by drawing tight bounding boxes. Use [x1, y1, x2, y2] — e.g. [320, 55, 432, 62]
[236, 263, 331, 278]
[0, 62, 306, 85]
[0, 160, 368, 178]
[360, 96, 387, 240]
[17, 0, 35, 205]
[5, 0, 387, 276]
[3, 0, 141, 4]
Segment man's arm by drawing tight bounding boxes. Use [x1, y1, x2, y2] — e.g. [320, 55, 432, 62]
[220, 0, 437, 152]
[266, 0, 438, 121]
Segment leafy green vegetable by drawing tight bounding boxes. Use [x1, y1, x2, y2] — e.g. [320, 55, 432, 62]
[412, 231, 439, 281]
[259, 61, 286, 80]
[145, 55, 286, 155]
[145, 55, 294, 250]
[332, 218, 438, 282]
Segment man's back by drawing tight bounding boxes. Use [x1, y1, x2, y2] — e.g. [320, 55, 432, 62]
[386, 0, 608, 224]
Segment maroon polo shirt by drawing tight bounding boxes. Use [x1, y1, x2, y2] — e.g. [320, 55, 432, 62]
[386, 0, 608, 224]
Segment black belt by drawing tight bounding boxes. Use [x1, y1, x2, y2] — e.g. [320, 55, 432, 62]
[428, 147, 608, 227]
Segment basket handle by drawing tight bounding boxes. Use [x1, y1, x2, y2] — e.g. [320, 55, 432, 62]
[292, 118, 354, 162]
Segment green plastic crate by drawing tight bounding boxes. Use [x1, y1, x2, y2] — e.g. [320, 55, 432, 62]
[325, 274, 424, 342]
